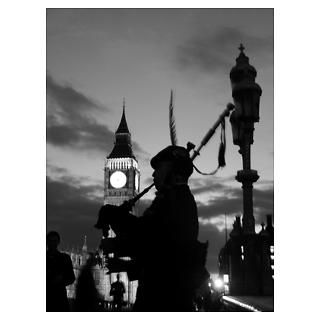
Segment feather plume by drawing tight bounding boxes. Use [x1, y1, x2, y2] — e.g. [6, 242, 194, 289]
[169, 90, 178, 146]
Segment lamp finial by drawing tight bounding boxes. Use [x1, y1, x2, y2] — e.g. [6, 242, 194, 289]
[239, 43, 245, 53]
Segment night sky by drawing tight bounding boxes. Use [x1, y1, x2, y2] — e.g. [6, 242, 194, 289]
[46, 8, 273, 274]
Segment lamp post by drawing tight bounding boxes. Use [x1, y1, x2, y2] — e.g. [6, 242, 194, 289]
[230, 44, 262, 235]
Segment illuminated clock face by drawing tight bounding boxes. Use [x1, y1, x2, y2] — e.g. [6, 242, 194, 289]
[135, 173, 139, 190]
[110, 171, 127, 189]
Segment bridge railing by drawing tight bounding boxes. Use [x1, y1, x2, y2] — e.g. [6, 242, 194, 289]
[221, 296, 262, 312]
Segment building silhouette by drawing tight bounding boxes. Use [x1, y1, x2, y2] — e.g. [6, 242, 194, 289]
[218, 214, 274, 296]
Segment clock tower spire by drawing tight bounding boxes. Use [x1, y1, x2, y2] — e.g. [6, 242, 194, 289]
[108, 100, 135, 160]
[104, 101, 140, 206]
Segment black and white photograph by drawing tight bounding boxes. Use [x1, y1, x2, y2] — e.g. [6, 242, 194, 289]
[4, 2, 320, 316]
[46, 8, 274, 312]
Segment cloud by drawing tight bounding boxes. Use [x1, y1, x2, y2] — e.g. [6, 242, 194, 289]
[190, 175, 236, 196]
[176, 27, 273, 74]
[196, 182, 273, 220]
[46, 162, 69, 176]
[47, 174, 104, 249]
[46, 73, 147, 157]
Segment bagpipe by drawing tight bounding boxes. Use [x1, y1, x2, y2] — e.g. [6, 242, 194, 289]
[94, 92, 234, 277]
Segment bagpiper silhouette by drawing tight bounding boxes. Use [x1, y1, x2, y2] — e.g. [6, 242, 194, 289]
[97, 146, 209, 311]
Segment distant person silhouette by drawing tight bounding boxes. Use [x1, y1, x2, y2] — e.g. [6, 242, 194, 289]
[98, 146, 204, 311]
[46, 231, 75, 312]
[75, 253, 101, 312]
[110, 273, 125, 311]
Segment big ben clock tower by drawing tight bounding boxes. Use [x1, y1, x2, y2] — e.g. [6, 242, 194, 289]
[103, 101, 141, 305]
[104, 102, 140, 209]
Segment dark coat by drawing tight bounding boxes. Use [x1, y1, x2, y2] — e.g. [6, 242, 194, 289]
[109, 184, 199, 311]
[46, 251, 75, 311]
[75, 260, 101, 312]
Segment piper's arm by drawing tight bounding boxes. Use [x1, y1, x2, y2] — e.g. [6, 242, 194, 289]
[95, 202, 139, 237]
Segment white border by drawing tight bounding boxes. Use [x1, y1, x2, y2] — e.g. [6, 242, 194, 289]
[2, 1, 320, 318]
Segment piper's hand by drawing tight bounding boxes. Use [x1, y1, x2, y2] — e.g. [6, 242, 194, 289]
[94, 206, 105, 229]
[94, 204, 117, 229]
[120, 200, 133, 213]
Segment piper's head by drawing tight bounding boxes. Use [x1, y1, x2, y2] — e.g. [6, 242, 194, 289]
[151, 146, 193, 190]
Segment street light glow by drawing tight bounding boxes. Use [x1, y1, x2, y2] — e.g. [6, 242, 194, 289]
[214, 278, 224, 289]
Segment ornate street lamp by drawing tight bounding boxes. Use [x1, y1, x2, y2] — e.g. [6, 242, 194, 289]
[230, 44, 262, 234]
